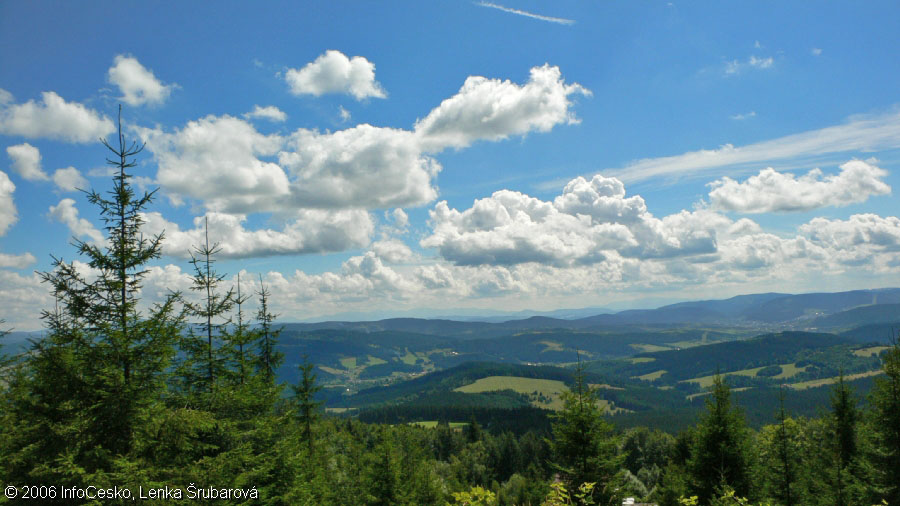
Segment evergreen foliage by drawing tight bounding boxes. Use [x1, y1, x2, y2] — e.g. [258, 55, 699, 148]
[687, 374, 752, 503]
[868, 338, 900, 503]
[549, 359, 623, 504]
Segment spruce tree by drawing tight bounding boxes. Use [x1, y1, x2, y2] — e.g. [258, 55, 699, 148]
[687, 374, 752, 503]
[20, 106, 182, 478]
[180, 217, 234, 397]
[255, 276, 283, 382]
[868, 339, 900, 503]
[549, 358, 623, 504]
[293, 356, 323, 452]
[227, 272, 255, 386]
[826, 370, 860, 506]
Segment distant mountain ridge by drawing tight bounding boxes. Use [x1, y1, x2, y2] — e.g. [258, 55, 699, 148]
[278, 288, 900, 336]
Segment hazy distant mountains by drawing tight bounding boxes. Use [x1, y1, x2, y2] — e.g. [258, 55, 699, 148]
[280, 288, 900, 337]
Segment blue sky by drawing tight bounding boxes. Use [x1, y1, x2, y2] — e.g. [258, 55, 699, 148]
[1, 1, 899, 329]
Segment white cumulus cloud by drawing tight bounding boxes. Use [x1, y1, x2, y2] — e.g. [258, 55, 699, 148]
[0, 252, 36, 269]
[143, 64, 586, 218]
[52, 167, 88, 192]
[244, 105, 287, 122]
[708, 160, 891, 213]
[108, 55, 175, 106]
[285, 50, 386, 100]
[142, 210, 374, 259]
[280, 125, 440, 209]
[0, 171, 17, 235]
[49, 198, 104, 244]
[422, 174, 724, 267]
[6, 142, 48, 181]
[0, 91, 114, 143]
[415, 64, 589, 151]
[138, 115, 289, 211]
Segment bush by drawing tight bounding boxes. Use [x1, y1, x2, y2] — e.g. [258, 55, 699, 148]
[756, 365, 782, 378]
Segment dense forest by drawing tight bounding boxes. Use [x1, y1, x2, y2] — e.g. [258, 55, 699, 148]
[1, 117, 900, 505]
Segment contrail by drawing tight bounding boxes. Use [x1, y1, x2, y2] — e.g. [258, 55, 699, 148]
[475, 2, 575, 25]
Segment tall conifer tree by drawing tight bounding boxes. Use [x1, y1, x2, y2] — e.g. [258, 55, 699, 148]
[687, 374, 752, 503]
[869, 339, 900, 503]
[21, 106, 182, 478]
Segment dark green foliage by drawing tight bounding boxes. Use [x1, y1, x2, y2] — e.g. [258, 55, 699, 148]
[7, 110, 185, 484]
[756, 364, 782, 377]
[868, 340, 900, 503]
[687, 375, 752, 503]
[293, 357, 323, 452]
[255, 278, 284, 383]
[549, 360, 623, 504]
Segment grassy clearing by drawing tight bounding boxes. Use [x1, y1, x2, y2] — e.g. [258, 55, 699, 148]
[682, 362, 809, 388]
[455, 376, 568, 410]
[410, 421, 469, 429]
[399, 349, 418, 365]
[687, 387, 752, 401]
[633, 370, 667, 381]
[454, 375, 628, 412]
[540, 340, 565, 353]
[630, 344, 672, 353]
[773, 363, 808, 379]
[318, 366, 345, 376]
[339, 357, 357, 370]
[787, 370, 885, 390]
[592, 383, 625, 391]
[366, 355, 387, 366]
[629, 357, 655, 364]
[854, 346, 890, 357]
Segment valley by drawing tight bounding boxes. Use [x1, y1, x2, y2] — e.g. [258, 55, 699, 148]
[268, 288, 899, 432]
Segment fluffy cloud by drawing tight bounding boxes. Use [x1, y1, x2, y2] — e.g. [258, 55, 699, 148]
[142, 210, 374, 259]
[139, 115, 289, 211]
[108, 55, 175, 106]
[280, 125, 440, 209]
[709, 160, 891, 213]
[285, 50, 386, 100]
[801, 214, 900, 252]
[0, 270, 50, 329]
[52, 167, 88, 192]
[143, 65, 586, 215]
[244, 105, 287, 122]
[372, 239, 414, 263]
[0, 252, 36, 269]
[0, 171, 17, 235]
[48, 198, 104, 244]
[415, 64, 589, 151]
[6, 143, 48, 181]
[422, 174, 722, 267]
[0, 91, 114, 142]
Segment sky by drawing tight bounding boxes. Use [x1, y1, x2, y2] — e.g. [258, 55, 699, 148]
[1, 1, 899, 329]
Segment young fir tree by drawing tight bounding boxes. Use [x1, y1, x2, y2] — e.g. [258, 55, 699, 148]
[868, 338, 900, 503]
[549, 356, 623, 505]
[18, 107, 182, 479]
[227, 272, 255, 386]
[181, 217, 234, 397]
[825, 370, 861, 506]
[773, 388, 796, 505]
[687, 374, 752, 504]
[255, 276, 284, 382]
[293, 356, 323, 452]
